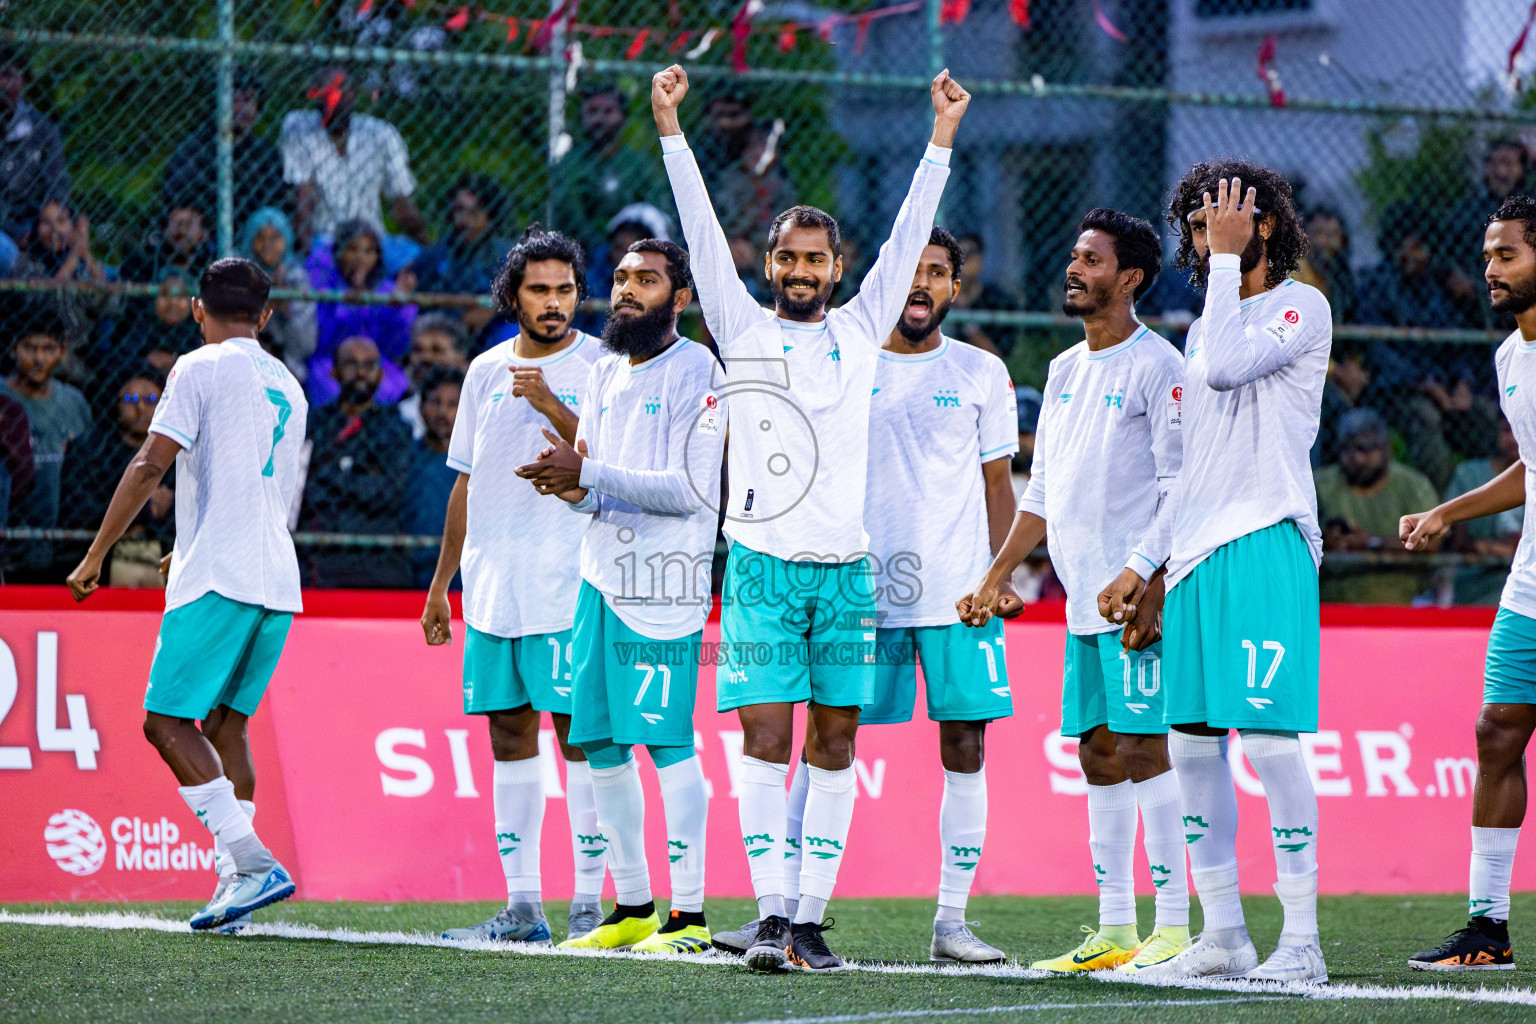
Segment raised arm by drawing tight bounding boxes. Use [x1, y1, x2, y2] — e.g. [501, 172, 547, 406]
[1200, 179, 1330, 391]
[839, 71, 968, 341]
[653, 65, 768, 345]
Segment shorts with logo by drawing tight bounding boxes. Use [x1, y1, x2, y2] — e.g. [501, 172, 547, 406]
[862, 619, 1014, 725]
[1061, 630, 1166, 737]
[462, 624, 574, 715]
[716, 543, 876, 712]
[569, 582, 700, 748]
[1164, 519, 1320, 733]
[1484, 607, 1536, 705]
[144, 591, 293, 720]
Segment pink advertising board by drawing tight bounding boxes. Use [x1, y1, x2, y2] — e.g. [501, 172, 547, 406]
[0, 589, 1523, 903]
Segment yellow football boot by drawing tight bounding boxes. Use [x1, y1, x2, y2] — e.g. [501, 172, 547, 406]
[557, 909, 660, 950]
[633, 917, 713, 955]
[1116, 926, 1192, 973]
[1030, 925, 1140, 972]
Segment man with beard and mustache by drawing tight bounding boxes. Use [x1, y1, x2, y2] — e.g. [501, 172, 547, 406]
[653, 63, 969, 973]
[1136, 163, 1330, 983]
[961, 208, 1189, 975]
[1402, 193, 1536, 973]
[421, 227, 609, 948]
[516, 239, 725, 955]
[762, 225, 1020, 964]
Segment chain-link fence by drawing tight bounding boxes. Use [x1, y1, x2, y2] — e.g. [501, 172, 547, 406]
[1, 0, 1533, 601]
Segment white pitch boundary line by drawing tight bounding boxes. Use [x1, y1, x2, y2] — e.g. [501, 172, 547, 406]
[5, 910, 1536, 1007]
[728, 997, 1287, 1024]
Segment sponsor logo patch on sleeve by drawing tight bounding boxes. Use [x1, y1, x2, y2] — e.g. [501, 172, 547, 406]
[1167, 384, 1182, 429]
[1262, 306, 1303, 345]
[697, 392, 721, 433]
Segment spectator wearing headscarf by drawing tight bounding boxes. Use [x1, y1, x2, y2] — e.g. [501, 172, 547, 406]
[240, 206, 317, 379]
[306, 217, 417, 371]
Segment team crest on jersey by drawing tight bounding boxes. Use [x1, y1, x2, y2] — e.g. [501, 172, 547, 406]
[1262, 306, 1303, 345]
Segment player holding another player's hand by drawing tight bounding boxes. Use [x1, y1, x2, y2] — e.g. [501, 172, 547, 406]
[516, 427, 590, 504]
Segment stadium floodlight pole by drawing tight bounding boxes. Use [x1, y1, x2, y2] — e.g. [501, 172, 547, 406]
[214, 0, 235, 258]
[547, 0, 569, 171]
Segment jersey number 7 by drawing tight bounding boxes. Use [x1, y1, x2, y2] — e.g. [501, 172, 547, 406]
[262, 388, 293, 478]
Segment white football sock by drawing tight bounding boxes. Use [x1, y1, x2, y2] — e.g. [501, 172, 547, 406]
[492, 757, 545, 906]
[784, 756, 810, 915]
[1087, 780, 1137, 929]
[1134, 769, 1190, 929]
[793, 764, 857, 926]
[180, 776, 272, 874]
[590, 759, 651, 906]
[657, 755, 708, 914]
[564, 760, 607, 906]
[1470, 826, 1521, 923]
[1243, 731, 1319, 944]
[738, 755, 789, 918]
[938, 767, 987, 920]
[1169, 731, 1246, 942]
[214, 799, 255, 881]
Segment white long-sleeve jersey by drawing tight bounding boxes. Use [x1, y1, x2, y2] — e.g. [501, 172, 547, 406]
[568, 338, 727, 640]
[1166, 253, 1331, 588]
[661, 132, 951, 562]
[1021, 324, 1183, 634]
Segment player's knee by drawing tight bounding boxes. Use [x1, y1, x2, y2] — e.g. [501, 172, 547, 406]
[1077, 733, 1123, 787]
[806, 730, 854, 770]
[486, 709, 538, 760]
[142, 713, 176, 752]
[938, 723, 984, 774]
[1116, 734, 1169, 781]
[743, 728, 794, 765]
[1474, 709, 1527, 770]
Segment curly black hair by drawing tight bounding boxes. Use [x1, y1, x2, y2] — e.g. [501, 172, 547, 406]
[1491, 194, 1536, 252]
[491, 224, 587, 316]
[928, 225, 965, 281]
[1165, 159, 1307, 291]
[1078, 207, 1161, 301]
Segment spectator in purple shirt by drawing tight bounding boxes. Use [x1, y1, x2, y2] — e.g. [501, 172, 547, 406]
[307, 217, 417, 374]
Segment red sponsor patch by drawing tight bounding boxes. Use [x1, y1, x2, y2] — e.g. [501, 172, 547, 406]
[1172, 386, 1183, 402]
[705, 394, 718, 410]
[1284, 309, 1300, 324]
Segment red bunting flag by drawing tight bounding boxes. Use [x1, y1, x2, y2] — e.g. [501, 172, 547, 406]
[358, 0, 373, 16]
[1256, 32, 1286, 107]
[1092, 0, 1126, 43]
[777, 24, 796, 51]
[1511, 1, 1536, 90]
[307, 70, 348, 128]
[505, 16, 518, 41]
[1009, 0, 1028, 30]
[625, 27, 650, 59]
[669, 29, 694, 53]
[730, 0, 761, 73]
[854, 11, 874, 54]
[444, 4, 470, 31]
[940, 0, 971, 26]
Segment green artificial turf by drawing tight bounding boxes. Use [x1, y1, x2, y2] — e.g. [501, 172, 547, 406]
[4, 895, 1535, 1023]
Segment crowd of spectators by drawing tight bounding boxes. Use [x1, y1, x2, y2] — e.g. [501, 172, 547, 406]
[0, 40, 1531, 601]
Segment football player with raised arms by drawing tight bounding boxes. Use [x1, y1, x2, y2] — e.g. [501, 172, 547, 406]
[653, 62, 968, 971]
